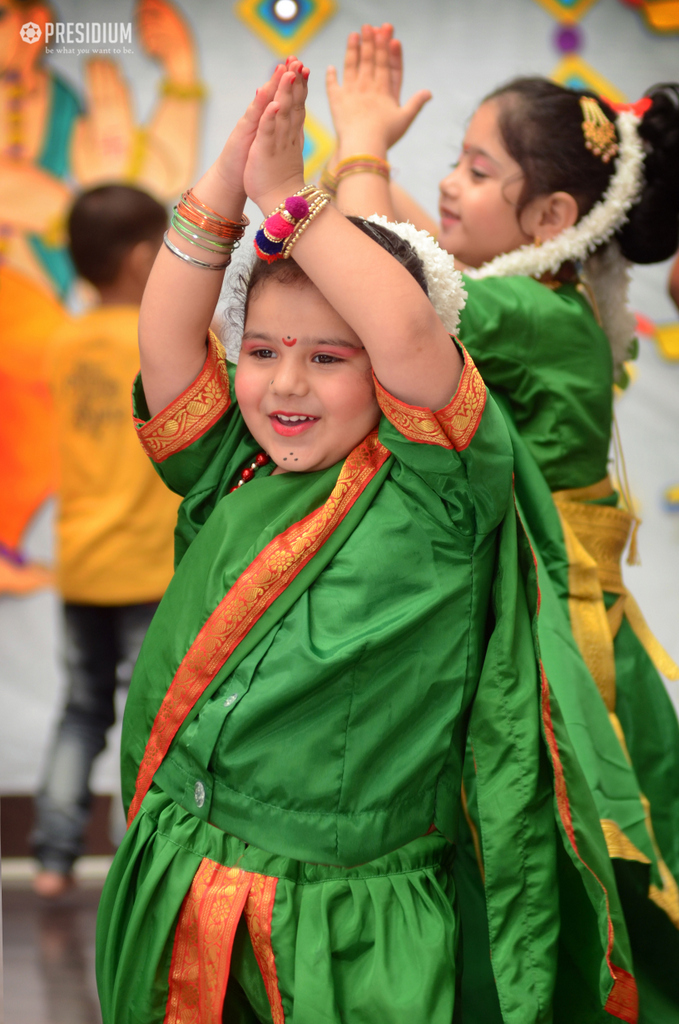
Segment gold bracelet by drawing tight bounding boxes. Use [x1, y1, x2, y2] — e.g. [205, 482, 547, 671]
[161, 80, 207, 101]
[334, 154, 390, 185]
[281, 191, 330, 258]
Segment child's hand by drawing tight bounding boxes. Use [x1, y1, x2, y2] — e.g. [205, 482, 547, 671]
[326, 24, 431, 157]
[211, 61, 291, 203]
[244, 62, 308, 213]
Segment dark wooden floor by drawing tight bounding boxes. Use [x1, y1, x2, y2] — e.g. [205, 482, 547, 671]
[1, 794, 117, 1023]
[3, 881, 103, 1024]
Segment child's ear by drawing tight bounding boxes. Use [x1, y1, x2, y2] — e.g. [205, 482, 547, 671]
[521, 191, 579, 243]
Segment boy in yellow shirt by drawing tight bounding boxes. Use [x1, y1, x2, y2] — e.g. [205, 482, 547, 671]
[32, 186, 180, 897]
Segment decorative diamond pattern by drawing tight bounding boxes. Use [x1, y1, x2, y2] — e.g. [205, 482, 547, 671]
[551, 55, 627, 101]
[235, 0, 337, 56]
[531, 0, 601, 20]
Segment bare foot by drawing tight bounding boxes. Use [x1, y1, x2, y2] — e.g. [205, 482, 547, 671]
[33, 870, 75, 898]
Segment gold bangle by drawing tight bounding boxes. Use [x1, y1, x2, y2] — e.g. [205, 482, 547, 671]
[161, 80, 207, 101]
[281, 192, 330, 258]
[334, 154, 390, 185]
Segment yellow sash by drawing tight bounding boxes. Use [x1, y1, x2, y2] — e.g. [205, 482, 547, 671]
[552, 478, 679, 926]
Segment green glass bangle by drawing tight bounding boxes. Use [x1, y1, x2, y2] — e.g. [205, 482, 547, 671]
[171, 211, 238, 254]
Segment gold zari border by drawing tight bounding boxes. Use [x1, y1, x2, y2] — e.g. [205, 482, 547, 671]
[600, 815, 679, 930]
[244, 873, 285, 1023]
[165, 859, 252, 1024]
[600, 819, 651, 865]
[135, 331, 231, 463]
[373, 343, 486, 452]
[165, 860, 286, 1023]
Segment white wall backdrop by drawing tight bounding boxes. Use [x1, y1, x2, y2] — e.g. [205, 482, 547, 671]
[1, 0, 678, 794]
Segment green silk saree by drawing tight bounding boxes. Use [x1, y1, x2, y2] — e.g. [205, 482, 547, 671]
[96, 335, 636, 1023]
[458, 275, 679, 1021]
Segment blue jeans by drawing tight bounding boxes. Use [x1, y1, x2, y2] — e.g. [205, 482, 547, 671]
[32, 602, 158, 873]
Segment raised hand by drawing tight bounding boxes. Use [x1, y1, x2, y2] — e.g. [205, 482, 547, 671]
[326, 24, 431, 158]
[136, 0, 197, 85]
[244, 63, 308, 213]
[210, 62, 291, 205]
[73, 58, 136, 183]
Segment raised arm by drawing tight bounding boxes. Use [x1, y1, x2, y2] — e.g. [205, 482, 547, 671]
[326, 24, 435, 229]
[137, 63, 289, 416]
[245, 70, 461, 411]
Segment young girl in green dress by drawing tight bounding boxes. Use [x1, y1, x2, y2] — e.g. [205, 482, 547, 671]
[325, 23, 679, 1021]
[97, 59, 638, 1024]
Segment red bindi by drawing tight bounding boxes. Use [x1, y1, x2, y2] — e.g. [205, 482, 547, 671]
[282, 337, 297, 346]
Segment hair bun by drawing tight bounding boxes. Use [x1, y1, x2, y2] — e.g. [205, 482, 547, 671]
[617, 83, 679, 263]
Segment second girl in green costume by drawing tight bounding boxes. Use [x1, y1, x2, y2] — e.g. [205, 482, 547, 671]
[325, 22, 679, 1021]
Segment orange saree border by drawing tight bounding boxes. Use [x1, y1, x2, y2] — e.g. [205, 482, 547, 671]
[134, 331, 230, 463]
[605, 967, 639, 1024]
[244, 873, 285, 1024]
[127, 430, 390, 825]
[165, 859, 253, 1024]
[372, 342, 486, 452]
[540, 645, 639, 1021]
[164, 860, 286, 1024]
[526, 522, 638, 1022]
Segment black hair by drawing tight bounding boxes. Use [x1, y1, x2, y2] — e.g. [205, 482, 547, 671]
[230, 216, 428, 330]
[484, 77, 679, 264]
[67, 184, 167, 286]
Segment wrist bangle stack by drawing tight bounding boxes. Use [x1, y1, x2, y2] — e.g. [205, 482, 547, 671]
[254, 185, 330, 263]
[334, 154, 390, 185]
[165, 188, 249, 271]
[163, 232, 232, 270]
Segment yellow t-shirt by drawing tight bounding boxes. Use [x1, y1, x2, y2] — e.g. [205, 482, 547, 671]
[50, 305, 180, 604]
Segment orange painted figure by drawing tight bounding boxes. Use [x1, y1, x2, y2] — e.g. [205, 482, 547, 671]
[0, 0, 203, 592]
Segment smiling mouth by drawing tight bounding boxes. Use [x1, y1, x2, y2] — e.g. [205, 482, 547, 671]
[439, 208, 460, 225]
[269, 412, 320, 436]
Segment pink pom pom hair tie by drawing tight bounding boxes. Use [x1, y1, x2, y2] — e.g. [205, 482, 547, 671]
[254, 185, 330, 262]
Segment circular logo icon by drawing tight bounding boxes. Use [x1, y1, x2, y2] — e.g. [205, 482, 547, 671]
[20, 22, 42, 44]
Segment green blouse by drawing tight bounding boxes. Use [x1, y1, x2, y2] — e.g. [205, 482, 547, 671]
[123, 336, 512, 866]
[459, 276, 613, 490]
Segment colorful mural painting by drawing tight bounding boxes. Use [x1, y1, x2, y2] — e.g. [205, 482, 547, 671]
[0, 0, 204, 593]
[234, 0, 337, 55]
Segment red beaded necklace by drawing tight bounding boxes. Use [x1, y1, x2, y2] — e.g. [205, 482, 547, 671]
[230, 452, 270, 493]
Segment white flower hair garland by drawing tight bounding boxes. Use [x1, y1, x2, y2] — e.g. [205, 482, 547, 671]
[220, 215, 467, 361]
[466, 110, 645, 280]
[464, 109, 645, 383]
[367, 215, 467, 334]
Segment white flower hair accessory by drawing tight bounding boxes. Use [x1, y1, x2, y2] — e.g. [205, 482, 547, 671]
[367, 215, 467, 334]
[466, 110, 645, 281]
[220, 214, 467, 360]
[465, 109, 645, 382]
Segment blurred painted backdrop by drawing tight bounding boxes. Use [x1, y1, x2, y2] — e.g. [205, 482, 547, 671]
[1, 0, 678, 797]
